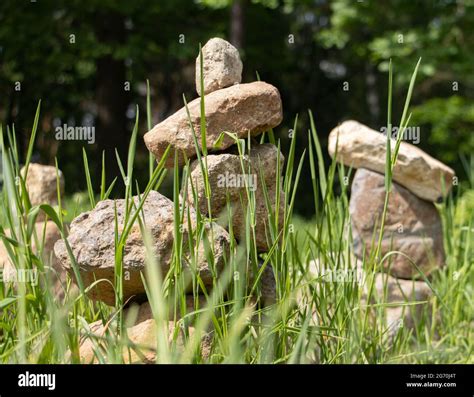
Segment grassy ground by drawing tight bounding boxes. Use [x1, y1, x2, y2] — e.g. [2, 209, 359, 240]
[0, 61, 472, 364]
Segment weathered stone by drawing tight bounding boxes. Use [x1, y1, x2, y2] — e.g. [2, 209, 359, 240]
[20, 163, 65, 220]
[370, 273, 433, 338]
[1, 221, 70, 299]
[54, 191, 230, 306]
[78, 297, 212, 363]
[350, 168, 445, 279]
[0, 242, 6, 270]
[302, 256, 433, 340]
[196, 38, 243, 96]
[183, 144, 285, 251]
[258, 263, 277, 306]
[0, 221, 61, 263]
[328, 120, 455, 202]
[144, 82, 283, 168]
[123, 295, 206, 324]
[306, 254, 364, 285]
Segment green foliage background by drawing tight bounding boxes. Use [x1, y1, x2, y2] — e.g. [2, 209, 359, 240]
[0, 0, 473, 216]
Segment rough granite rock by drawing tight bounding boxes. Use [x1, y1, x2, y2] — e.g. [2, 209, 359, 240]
[196, 38, 243, 96]
[369, 273, 433, 339]
[54, 191, 230, 306]
[328, 120, 455, 202]
[350, 168, 445, 279]
[1, 221, 61, 268]
[144, 81, 283, 168]
[20, 163, 65, 221]
[1, 221, 70, 299]
[183, 144, 285, 252]
[123, 295, 207, 324]
[78, 297, 212, 363]
[257, 263, 277, 306]
[302, 256, 433, 341]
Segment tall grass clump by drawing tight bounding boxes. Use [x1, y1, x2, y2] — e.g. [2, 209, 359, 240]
[0, 59, 472, 364]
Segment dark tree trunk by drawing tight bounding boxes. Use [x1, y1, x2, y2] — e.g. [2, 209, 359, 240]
[365, 63, 380, 126]
[230, 0, 245, 49]
[95, 11, 129, 189]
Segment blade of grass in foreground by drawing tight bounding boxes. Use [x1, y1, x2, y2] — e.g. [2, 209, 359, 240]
[82, 148, 96, 208]
[199, 44, 208, 158]
[23, 100, 41, 180]
[364, 59, 422, 347]
[385, 59, 393, 193]
[392, 58, 421, 166]
[146, 79, 155, 181]
[375, 58, 421, 261]
[308, 110, 327, 197]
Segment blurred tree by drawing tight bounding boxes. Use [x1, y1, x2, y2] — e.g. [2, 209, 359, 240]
[318, 0, 474, 178]
[411, 96, 474, 164]
[0, 0, 472, 214]
[231, 0, 245, 48]
[0, 0, 222, 189]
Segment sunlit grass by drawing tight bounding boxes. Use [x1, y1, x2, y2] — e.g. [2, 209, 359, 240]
[0, 59, 472, 364]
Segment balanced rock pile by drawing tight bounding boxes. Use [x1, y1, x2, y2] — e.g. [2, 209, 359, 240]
[329, 120, 455, 335]
[54, 191, 231, 306]
[1, 163, 67, 298]
[54, 38, 283, 362]
[144, 37, 285, 252]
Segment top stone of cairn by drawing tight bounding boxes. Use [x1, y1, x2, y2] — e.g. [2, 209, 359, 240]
[328, 120, 455, 203]
[196, 37, 243, 96]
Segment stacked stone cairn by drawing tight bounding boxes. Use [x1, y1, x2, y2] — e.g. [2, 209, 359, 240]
[1, 163, 67, 299]
[53, 38, 285, 362]
[328, 120, 455, 337]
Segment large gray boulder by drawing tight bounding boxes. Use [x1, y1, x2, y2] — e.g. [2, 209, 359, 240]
[54, 191, 230, 306]
[350, 168, 445, 279]
[183, 144, 285, 252]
